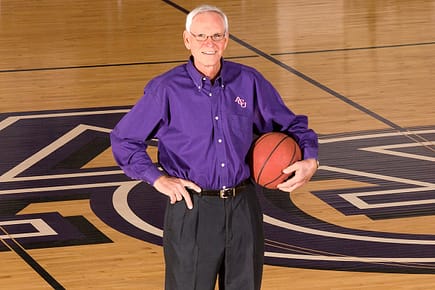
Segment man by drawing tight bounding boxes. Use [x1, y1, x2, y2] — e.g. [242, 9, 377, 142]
[110, 4, 318, 290]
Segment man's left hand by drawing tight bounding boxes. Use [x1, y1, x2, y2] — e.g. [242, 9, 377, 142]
[277, 158, 318, 193]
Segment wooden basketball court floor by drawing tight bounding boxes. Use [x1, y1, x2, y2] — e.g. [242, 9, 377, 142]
[1, 0, 434, 289]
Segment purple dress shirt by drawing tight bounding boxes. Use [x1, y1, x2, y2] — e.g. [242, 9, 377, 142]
[110, 58, 318, 190]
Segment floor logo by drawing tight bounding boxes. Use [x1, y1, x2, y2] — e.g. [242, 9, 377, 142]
[1, 108, 434, 273]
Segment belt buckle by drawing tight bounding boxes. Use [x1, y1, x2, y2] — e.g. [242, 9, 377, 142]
[219, 188, 235, 199]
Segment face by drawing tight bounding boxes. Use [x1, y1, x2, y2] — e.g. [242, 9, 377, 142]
[183, 12, 229, 77]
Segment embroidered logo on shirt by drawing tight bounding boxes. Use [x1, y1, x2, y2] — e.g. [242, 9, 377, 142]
[234, 96, 247, 108]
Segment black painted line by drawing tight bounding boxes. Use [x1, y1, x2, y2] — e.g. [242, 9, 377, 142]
[0, 60, 185, 73]
[162, 0, 189, 13]
[271, 41, 435, 56]
[162, 0, 404, 131]
[0, 55, 258, 74]
[0, 228, 65, 289]
[228, 34, 404, 131]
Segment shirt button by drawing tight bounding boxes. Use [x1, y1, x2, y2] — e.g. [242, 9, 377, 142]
[218, 139, 222, 143]
[209, 93, 212, 97]
[202, 77, 206, 81]
[221, 163, 225, 168]
[215, 116, 219, 120]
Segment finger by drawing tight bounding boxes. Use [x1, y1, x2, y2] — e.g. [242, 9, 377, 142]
[287, 182, 301, 192]
[280, 174, 298, 189]
[277, 178, 291, 191]
[277, 183, 292, 192]
[169, 194, 177, 204]
[277, 176, 301, 192]
[181, 190, 193, 209]
[278, 182, 298, 193]
[175, 191, 183, 201]
[182, 180, 202, 193]
[282, 163, 297, 175]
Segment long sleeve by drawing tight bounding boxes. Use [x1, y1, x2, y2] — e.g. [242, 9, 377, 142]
[110, 82, 166, 185]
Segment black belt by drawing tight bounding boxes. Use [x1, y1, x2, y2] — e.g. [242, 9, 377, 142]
[188, 180, 250, 199]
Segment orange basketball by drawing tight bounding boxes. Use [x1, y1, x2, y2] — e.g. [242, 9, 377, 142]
[250, 132, 302, 189]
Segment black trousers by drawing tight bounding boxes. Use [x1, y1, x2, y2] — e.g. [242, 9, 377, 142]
[163, 184, 264, 290]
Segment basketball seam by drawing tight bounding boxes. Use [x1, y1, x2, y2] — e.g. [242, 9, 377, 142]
[263, 149, 297, 188]
[264, 172, 287, 188]
[256, 135, 289, 184]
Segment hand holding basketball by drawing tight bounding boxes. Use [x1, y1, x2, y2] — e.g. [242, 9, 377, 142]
[277, 158, 318, 192]
[250, 132, 302, 189]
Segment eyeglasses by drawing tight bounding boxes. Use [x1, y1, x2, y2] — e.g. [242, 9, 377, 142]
[189, 31, 226, 42]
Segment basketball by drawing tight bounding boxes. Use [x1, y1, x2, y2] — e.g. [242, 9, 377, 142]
[250, 132, 302, 189]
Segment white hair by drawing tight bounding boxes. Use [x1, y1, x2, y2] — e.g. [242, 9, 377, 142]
[185, 5, 229, 33]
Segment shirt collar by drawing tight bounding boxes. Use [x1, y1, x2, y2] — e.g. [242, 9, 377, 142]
[186, 56, 225, 89]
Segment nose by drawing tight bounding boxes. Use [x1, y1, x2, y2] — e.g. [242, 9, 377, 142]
[203, 37, 215, 46]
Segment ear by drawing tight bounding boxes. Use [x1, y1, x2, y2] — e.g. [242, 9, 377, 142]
[222, 35, 229, 50]
[183, 31, 191, 50]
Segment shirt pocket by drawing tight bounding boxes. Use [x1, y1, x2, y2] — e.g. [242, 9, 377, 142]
[226, 113, 253, 154]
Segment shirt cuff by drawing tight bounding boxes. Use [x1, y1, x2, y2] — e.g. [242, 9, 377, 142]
[142, 165, 165, 185]
[302, 146, 318, 161]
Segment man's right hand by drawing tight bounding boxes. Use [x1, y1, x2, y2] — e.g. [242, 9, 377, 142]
[153, 175, 201, 209]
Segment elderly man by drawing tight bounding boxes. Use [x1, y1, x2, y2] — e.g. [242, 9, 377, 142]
[110, 4, 318, 290]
